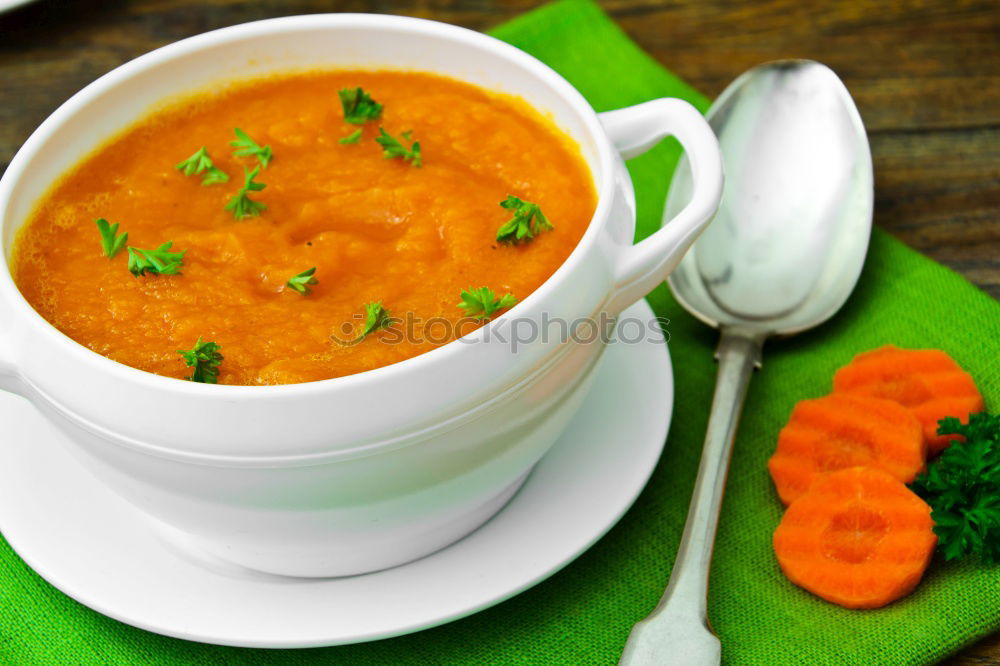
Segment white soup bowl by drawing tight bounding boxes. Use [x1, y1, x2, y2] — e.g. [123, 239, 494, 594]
[0, 14, 722, 577]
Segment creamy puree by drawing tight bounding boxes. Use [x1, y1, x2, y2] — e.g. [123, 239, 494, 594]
[11, 71, 597, 384]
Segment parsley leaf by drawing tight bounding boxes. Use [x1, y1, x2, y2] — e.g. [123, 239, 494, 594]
[224, 166, 267, 219]
[126, 242, 185, 277]
[230, 128, 272, 168]
[375, 128, 422, 167]
[175, 146, 229, 185]
[457, 287, 517, 321]
[176, 337, 223, 384]
[339, 87, 383, 124]
[356, 301, 393, 341]
[286, 267, 318, 295]
[339, 129, 363, 145]
[200, 167, 230, 186]
[95, 218, 128, 259]
[496, 195, 553, 244]
[910, 412, 1000, 564]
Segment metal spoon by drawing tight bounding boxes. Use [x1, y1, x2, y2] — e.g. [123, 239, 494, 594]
[619, 60, 873, 665]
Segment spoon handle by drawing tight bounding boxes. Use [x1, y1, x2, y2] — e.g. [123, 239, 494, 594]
[620, 328, 765, 666]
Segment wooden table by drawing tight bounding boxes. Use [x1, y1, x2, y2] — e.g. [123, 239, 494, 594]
[1, 0, 997, 662]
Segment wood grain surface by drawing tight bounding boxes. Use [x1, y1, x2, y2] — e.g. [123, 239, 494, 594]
[1, 0, 997, 663]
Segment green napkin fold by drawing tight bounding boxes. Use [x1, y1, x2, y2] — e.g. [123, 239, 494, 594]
[2, 0, 998, 663]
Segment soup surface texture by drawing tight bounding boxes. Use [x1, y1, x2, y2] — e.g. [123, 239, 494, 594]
[12, 71, 596, 385]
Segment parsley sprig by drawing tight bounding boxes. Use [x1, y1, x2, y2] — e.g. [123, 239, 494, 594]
[224, 166, 267, 219]
[177, 338, 223, 384]
[375, 128, 421, 167]
[339, 87, 383, 124]
[127, 242, 185, 277]
[95, 218, 128, 259]
[496, 195, 553, 244]
[230, 128, 272, 168]
[911, 412, 1000, 564]
[457, 287, 517, 321]
[175, 146, 229, 185]
[339, 129, 363, 145]
[286, 267, 318, 295]
[356, 301, 393, 341]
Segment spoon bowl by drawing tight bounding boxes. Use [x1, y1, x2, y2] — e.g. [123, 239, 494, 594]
[620, 60, 872, 665]
[668, 60, 873, 335]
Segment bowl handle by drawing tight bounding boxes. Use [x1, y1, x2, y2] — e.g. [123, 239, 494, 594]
[599, 99, 723, 315]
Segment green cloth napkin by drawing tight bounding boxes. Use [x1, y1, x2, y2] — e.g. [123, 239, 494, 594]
[2, 0, 998, 663]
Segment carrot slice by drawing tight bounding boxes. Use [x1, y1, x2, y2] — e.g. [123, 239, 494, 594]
[833, 345, 984, 455]
[768, 393, 925, 505]
[773, 466, 936, 609]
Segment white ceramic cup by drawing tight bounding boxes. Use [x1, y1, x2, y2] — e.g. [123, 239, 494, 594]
[0, 14, 722, 577]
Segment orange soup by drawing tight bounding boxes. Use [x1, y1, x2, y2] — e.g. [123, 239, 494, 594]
[11, 71, 597, 385]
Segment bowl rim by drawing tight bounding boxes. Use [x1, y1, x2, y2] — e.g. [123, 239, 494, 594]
[0, 12, 618, 397]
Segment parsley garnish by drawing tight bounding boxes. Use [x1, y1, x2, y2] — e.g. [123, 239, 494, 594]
[286, 267, 318, 295]
[175, 146, 229, 185]
[911, 412, 1000, 564]
[339, 129, 363, 145]
[126, 242, 185, 277]
[375, 128, 421, 167]
[95, 218, 127, 259]
[339, 87, 383, 124]
[356, 301, 393, 341]
[496, 195, 553, 244]
[224, 166, 267, 219]
[230, 128, 272, 168]
[177, 337, 223, 384]
[457, 287, 517, 321]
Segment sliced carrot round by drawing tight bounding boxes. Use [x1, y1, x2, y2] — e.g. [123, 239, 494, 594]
[833, 345, 984, 455]
[773, 466, 936, 609]
[768, 393, 925, 505]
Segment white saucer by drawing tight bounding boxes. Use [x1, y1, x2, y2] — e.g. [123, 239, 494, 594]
[0, 300, 672, 648]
